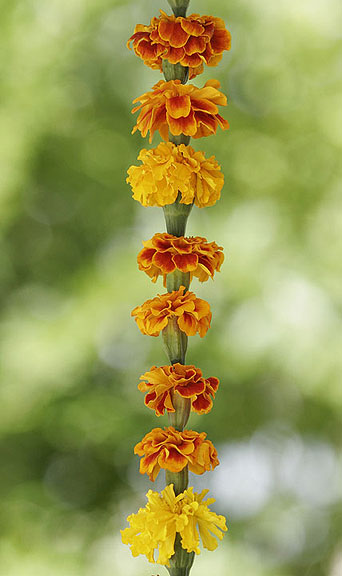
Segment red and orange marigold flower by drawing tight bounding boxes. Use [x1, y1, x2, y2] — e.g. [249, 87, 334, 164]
[137, 233, 224, 284]
[131, 286, 211, 338]
[128, 11, 231, 79]
[132, 79, 229, 142]
[127, 142, 224, 208]
[134, 426, 219, 481]
[138, 363, 220, 416]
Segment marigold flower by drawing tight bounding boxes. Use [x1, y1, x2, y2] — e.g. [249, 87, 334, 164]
[127, 142, 224, 208]
[121, 484, 227, 565]
[128, 11, 231, 79]
[134, 426, 219, 481]
[137, 232, 224, 284]
[138, 363, 220, 416]
[132, 79, 229, 142]
[131, 286, 211, 338]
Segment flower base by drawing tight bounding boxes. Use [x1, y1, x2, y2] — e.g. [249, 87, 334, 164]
[163, 197, 193, 237]
[167, 567, 193, 576]
[162, 317, 188, 364]
[167, 534, 195, 576]
[163, 60, 189, 84]
[167, 0, 190, 18]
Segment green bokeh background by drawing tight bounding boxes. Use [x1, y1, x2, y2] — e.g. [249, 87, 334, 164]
[0, 0, 341, 575]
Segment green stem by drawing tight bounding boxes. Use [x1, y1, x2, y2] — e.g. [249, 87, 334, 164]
[163, 60, 189, 84]
[162, 317, 188, 364]
[167, 567, 194, 576]
[166, 467, 188, 495]
[167, 534, 195, 576]
[167, 0, 190, 17]
[167, 569, 192, 576]
[168, 392, 191, 431]
[169, 133, 191, 146]
[163, 196, 193, 237]
[166, 270, 190, 292]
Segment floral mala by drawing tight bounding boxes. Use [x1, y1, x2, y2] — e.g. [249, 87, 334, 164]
[121, 1, 231, 574]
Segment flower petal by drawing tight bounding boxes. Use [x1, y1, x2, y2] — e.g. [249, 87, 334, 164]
[166, 94, 192, 119]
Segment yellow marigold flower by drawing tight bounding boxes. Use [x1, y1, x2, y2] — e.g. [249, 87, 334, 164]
[138, 363, 220, 416]
[132, 79, 229, 142]
[134, 426, 219, 481]
[121, 484, 227, 565]
[137, 232, 224, 284]
[127, 142, 224, 208]
[128, 11, 231, 79]
[131, 286, 211, 338]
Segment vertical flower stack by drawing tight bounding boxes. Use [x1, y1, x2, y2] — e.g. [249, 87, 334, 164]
[122, 1, 231, 575]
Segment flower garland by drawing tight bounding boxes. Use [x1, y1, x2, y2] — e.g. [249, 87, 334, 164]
[122, 1, 231, 574]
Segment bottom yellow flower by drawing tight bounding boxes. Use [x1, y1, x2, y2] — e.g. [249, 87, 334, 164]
[121, 484, 227, 566]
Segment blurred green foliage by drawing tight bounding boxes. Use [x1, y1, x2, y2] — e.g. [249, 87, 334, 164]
[0, 0, 341, 575]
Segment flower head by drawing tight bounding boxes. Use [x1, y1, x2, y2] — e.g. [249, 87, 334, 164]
[134, 426, 219, 481]
[127, 142, 224, 208]
[132, 79, 229, 142]
[137, 233, 224, 284]
[131, 286, 211, 338]
[121, 484, 227, 565]
[128, 11, 231, 79]
[138, 363, 220, 416]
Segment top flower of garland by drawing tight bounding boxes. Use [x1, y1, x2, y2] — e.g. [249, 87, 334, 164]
[132, 79, 229, 142]
[128, 10, 231, 79]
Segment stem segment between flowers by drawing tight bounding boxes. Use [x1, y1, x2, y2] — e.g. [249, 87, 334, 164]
[166, 270, 190, 292]
[167, 0, 191, 17]
[163, 60, 189, 84]
[163, 316, 188, 366]
[168, 535, 195, 576]
[166, 467, 189, 495]
[163, 195, 193, 237]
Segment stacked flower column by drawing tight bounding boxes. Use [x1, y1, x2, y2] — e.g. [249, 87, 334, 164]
[121, 1, 231, 575]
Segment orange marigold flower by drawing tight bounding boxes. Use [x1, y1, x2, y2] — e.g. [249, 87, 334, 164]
[132, 79, 229, 142]
[134, 426, 219, 481]
[138, 363, 220, 416]
[128, 11, 231, 79]
[131, 286, 211, 338]
[127, 142, 224, 208]
[137, 233, 224, 284]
